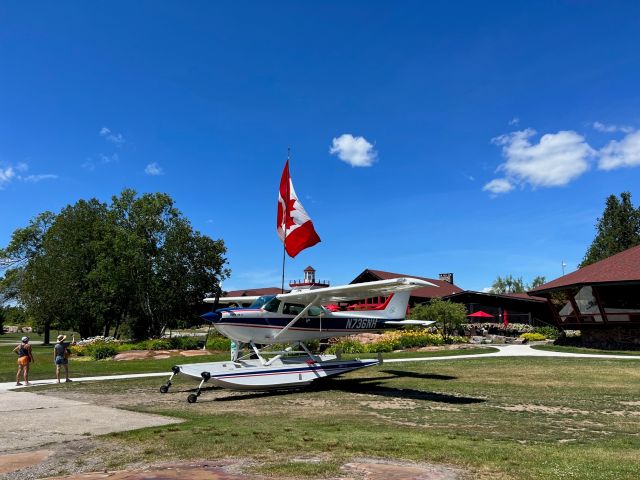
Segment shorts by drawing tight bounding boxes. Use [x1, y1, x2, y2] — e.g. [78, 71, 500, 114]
[55, 356, 68, 366]
[17, 356, 30, 367]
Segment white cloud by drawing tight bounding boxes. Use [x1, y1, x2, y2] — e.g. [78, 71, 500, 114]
[0, 163, 57, 188]
[485, 129, 594, 194]
[509, 117, 520, 126]
[483, 178, 514, 195]
[592, 121, 634, 134]
[144, 162, 163, 175]
[0, 166, 16, 188]
[99, 127, 126, 145]
[22, 174, 59, 182]
[329, 134, 377, 167]
[598, 130, 640, 170]
[99, 153, 119, 164]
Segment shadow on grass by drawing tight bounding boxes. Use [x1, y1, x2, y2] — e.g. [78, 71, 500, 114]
[380, 369, 457, 380]
[206, 375, 484, 405]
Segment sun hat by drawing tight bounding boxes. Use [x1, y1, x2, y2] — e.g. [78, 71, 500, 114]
[57, 334, 67, 342]
[21, 336, 29, 343]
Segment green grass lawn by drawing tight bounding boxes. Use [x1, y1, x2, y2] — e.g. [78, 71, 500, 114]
[531, 344, 640, 356]
[0, 344, 497, 382]
[0, 344, 228, 382]
[0, 330, 78, 343]
[26, 356, 640, 479]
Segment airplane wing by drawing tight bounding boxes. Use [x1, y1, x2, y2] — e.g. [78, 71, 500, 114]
[276, 277, 436, 304]
[203, 296, 261, 305]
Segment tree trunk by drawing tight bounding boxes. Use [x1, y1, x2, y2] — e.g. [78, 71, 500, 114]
[43, 321, 51, 345]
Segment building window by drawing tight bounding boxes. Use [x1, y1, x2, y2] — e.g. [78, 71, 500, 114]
[574, 286, 603, 322]
[596, 285, 640, 322]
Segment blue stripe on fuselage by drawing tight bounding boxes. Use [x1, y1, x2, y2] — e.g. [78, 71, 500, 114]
[216, 316, 404, 331]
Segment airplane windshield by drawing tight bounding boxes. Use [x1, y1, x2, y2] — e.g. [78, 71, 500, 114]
[250, 295, 275, 309]
[263, 297, 281, 313]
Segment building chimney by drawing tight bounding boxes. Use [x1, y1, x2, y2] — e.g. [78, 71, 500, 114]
[439, 273, 454, 284]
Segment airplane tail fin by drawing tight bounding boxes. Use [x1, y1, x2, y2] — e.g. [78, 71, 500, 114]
[380, 290, 412, 319]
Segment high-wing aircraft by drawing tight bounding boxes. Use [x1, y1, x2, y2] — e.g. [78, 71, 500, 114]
[160, 277, 436, 402]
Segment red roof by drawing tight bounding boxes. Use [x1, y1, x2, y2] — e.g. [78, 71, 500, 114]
[529, 244, 640, 295]
[224, 287, 285, 297]
[444, 290, 547, 303]
[304, 266, 315, 272]
[352, 269, 464, 298]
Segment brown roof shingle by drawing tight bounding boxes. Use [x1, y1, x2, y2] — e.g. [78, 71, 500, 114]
[529, 244, 640, 295]
[353, 269, 464, 298]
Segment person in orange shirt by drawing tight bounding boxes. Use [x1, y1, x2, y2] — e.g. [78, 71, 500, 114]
[13, 336, 34, 386]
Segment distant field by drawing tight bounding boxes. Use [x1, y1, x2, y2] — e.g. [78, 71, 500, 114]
[26, 356, 640, 479]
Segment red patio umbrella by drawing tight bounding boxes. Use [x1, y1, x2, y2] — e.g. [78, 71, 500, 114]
[467, 310, 494, 319]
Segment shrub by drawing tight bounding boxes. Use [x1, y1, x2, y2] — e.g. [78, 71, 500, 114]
[520, 332, 546, 342]
[206, 335, 232, 351]
[85, 341, 119, 360]
[532, 326, 560, 339]
[326, 338, 367, 354]
[169, 336, 201, 350]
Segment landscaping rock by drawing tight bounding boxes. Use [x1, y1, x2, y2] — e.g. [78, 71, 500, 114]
[179, 349, 211, 357]
[0, 450, 52, 474]
[113, 351, 151, 361]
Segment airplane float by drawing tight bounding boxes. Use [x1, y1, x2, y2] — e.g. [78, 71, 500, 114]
[160, 277, 436, 402]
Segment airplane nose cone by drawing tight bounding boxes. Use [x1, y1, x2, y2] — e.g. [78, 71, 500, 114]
[201, 311, 221, 323]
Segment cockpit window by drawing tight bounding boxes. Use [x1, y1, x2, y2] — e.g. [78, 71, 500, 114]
[283, 303, 304, 315]
[250, 295, 275, 309]
[263, 297, 281, 313]
[282, 303, 326, 316]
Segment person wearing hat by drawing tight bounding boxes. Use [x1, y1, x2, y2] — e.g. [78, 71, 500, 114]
[13, 336, 34, 386]
[53, 334, 76, 383]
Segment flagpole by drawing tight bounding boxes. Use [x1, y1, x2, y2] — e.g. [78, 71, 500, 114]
[281, 147, 290, 293]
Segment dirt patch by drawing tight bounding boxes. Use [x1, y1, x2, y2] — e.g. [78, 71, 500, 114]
[498, 404, 590, 415]
[343, 458, 464, 479]
[358, 399, 419, 410]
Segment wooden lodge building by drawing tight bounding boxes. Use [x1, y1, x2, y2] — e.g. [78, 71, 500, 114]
[442, 291, 554, 327]
[528, 245, 640, 348]
[348, 269, 463, 308]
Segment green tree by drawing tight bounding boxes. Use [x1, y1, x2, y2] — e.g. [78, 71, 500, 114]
[409, 298, 467, 343]
[580, 192, 640, 267]
[0, 212, 56, 342]
[490, 274, 546, 293]
[0, 189, 230, 341]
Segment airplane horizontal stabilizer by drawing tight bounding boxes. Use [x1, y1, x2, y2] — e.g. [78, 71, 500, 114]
[384, 319, 436, 326]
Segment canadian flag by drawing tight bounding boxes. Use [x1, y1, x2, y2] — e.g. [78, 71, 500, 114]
[277, 160, 321, 257]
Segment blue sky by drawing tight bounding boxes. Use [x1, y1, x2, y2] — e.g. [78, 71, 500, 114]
[2, 1, 640, 292]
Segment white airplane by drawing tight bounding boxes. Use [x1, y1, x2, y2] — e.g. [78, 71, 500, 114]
[160, 277, 436, 402]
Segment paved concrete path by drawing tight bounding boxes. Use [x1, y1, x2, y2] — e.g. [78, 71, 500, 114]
[0, 390, 181, 454]
[384, 344, 640, 364]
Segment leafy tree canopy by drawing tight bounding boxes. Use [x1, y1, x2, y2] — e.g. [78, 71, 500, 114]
[0, 189, 230, 342]
[409, 298, 467, 343]
[580, 191, 640, 268]
[490, 274, 546, 294]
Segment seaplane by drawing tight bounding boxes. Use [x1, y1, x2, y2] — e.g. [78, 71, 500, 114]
[160, 277, 436, 402]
